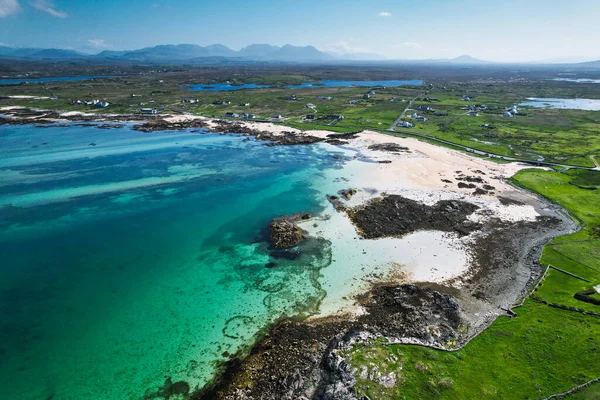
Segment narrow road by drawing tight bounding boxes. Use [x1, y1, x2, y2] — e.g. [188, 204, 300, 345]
[389, 93, 423, 130]
[590, 155, 600, 168]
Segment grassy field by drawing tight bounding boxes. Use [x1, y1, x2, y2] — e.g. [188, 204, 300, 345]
[346, 168, 600, 400]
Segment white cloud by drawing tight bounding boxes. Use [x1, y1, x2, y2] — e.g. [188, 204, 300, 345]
[86, 39, 110, 50]
[326, 40, 370, 54]
[378, 11, 392, 17]
[0, 0, 21, 17]
[30, 0, 67, 18]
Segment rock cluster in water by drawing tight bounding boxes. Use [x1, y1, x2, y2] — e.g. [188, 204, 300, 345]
[269, 218, 306, 249]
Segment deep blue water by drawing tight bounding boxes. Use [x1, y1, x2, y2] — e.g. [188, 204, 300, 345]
[0, 123, 342, 399]
[0, 76, 110, 85]
[187, 79, 423, 91]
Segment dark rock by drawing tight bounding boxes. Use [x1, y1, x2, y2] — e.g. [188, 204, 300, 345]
[367, 143, 410, 153]
[338, 189, 357, 200]
[269, 219, 306, 249]
[458, 182, 476, 189]
[347, 195, 480, 239]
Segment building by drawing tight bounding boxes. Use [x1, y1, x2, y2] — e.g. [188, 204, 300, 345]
[243, 113, 257, 119]
[504, 112, 513, 117]
[240, 103, 250, 107]
[306, 114, 315, 120]
[140, 108, 159, 115]
[182, 99, 199, 104]
[224, 112, 239, 118]
[271, 114, 283, 119]
[362, 94, 370, 99]
[96, 101, 109, 108]
[416, 116, 427, 122]
[418, 105, 431, 111]
[397, 121, 414, 128]
[349, 100, 360, 104]
[412, 113, 419, 119]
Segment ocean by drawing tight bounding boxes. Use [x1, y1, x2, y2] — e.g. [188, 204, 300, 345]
[0, 123, 341, 399]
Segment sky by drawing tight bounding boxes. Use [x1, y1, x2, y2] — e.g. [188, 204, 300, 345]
[0, 0, 599, 62]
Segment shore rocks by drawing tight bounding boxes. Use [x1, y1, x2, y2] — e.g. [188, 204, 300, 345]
[338, 188, 357, 200]
[269, 219, 306, 249]
[134, 118, 210, 132]
[194, 284, 464, 400]
[367, 143, 410, 153]
[347, 195, 481, 239]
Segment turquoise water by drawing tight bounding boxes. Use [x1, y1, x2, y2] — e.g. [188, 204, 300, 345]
[0, 124, 342, 399]
[186, 79, 423, 91]
[0, 76, 110, 85]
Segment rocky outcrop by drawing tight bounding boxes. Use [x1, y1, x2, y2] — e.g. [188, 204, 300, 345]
[194, 284, 464, 400]
[269, 218, 306, 249]
[367, 143, 410, 153]
[347, 195, 481, 239]
[338, 189, 357, 200]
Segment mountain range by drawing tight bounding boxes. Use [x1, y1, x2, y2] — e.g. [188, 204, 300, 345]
[0, 43, 335, 62]
[0, 44, 598, 66]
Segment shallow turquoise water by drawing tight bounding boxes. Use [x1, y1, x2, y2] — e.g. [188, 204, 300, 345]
[0, 124, 342, 399]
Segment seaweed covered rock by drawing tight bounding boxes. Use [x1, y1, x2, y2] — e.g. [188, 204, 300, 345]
[338, 188, 357, 200]
[367, 142, 410, 153]
[269, 219, 306, 249]
[347, 195, 481, 238]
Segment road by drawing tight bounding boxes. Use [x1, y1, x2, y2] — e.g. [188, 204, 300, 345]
[389, 93, 423, 130]
[590, 155, 600, 169]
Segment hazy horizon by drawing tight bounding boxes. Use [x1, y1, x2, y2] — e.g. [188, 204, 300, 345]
[1, 0, 599, 63]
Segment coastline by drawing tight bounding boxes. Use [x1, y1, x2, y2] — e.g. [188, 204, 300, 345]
[0, 107, 579, 399]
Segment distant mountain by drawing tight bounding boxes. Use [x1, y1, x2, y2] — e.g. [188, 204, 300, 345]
[28, 49, 85, 59]
[203, 44, 237, 57]
[0, 46, 15, 56]
[94, 50, 129, 58]
[537, 56, 599, 64]
[448, 55, 488, 64]
[121, 44, 211, 61]
[238, 44, 280, 58]
[0, 44, 598, 66]
[270, 45, 333, 61]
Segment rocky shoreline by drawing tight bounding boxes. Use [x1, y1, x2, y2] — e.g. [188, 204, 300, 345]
[0, 107, 333, 146]
[183, 189, 576, 400]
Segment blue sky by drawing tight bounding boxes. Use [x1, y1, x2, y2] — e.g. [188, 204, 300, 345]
[1, 0, 599, 62]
